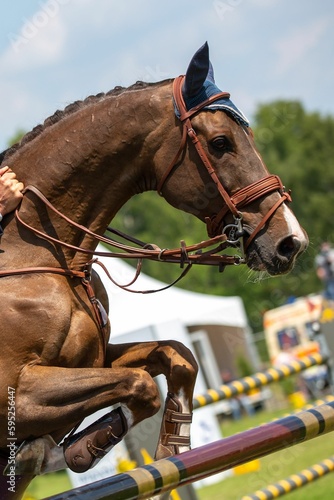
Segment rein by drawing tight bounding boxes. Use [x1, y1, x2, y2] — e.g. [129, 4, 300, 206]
[0, 183, 244, 294]
[14, 184, 241, 269]
[0, 76, 290, 296]
[158, 76, 292, 252]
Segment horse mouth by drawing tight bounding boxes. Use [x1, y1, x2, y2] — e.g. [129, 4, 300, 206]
[245, 233, 308, 276]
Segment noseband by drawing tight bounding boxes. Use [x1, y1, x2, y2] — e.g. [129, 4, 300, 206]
[157, 76, 292, 254]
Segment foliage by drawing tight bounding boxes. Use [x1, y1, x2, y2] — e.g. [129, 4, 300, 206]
[7, 128, 26, 147]
[254, 100, 334, 255]
[236, 354, 254, 377]
[111, 101, 334, 331]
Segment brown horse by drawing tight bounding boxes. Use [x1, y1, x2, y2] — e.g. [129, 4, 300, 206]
[0, 43, 307, 499]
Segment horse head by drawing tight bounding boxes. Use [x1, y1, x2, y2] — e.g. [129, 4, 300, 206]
[156, 42, 308, 275]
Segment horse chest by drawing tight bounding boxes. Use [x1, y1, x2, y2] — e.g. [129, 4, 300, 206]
[56, 321, 107, 368]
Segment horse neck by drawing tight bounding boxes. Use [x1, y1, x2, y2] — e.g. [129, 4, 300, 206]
[3, 81, 175, 268]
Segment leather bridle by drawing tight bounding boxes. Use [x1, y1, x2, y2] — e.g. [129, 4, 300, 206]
[0, 76, 293, 301]
[157, 76, 292, 254]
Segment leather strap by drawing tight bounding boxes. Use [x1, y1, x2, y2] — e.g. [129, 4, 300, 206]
[207, 175, 291, 238]
[165, 409, 193, 423]
[0, 266, 85, 279]
[161, 434, 190, 446]
[81, 275, 109, 352]
[244, 190, 291, 251]
[14, 186, 241, 268]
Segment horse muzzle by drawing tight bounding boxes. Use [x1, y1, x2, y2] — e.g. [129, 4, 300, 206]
[245, 230, 308, 275]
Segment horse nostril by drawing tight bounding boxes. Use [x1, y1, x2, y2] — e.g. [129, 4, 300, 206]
[278, 236, 301, 259]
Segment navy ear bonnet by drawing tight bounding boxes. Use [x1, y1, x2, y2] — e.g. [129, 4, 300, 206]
[183, 80, 249, 126]
[176, 42, 249, 127]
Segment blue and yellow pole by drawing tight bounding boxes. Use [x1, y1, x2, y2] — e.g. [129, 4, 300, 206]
[193, 353, 327, 409]
[45, 400, 334, 500]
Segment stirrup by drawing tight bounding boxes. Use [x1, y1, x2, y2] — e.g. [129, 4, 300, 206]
[63, 407, 127, 473]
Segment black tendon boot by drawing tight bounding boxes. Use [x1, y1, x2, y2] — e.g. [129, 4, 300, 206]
[63, 407, 127, 473]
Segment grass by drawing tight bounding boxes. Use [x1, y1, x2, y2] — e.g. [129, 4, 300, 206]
[197, 403, 334, 500]
[23, 471, 72, 499]
[23, 398, 334, 499]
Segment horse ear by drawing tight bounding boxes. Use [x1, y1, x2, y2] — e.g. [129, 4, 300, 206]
[207, 62, 215, 83]
[183, 42, 210, 98]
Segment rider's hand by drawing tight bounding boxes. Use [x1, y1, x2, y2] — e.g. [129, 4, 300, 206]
[0, 166, 24, 216]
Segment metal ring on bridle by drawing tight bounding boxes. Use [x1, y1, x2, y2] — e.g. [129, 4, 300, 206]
[222, 212, 244, 245]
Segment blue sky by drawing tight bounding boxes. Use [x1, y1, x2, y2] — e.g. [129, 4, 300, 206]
[0, 0, 333, 151]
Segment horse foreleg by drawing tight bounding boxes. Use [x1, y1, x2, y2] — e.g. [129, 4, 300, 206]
[106, 340, 198, 460]
[152, 341, 198, 461]
[13, 364, 160, 475]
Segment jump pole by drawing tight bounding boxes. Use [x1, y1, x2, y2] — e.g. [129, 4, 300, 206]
[241, 455, 334, 500]
[193, 353, 327, 409]
[45, 400, 334, 500]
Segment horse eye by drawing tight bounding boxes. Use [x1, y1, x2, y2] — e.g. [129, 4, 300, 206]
[211, 136, 230, 151]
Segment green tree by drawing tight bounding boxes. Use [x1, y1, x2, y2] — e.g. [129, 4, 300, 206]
[7, 129, 26, 147]
[253, 101, 334, 302]
[254, 101, 334, 238]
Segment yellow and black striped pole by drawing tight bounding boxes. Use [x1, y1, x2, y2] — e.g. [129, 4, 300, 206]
[241, 456, 334, 500]
[193, 353, 327, 409]
[45, 401, 334, 500]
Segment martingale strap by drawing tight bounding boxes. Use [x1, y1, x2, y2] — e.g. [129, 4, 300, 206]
[159, 75, 292, 248]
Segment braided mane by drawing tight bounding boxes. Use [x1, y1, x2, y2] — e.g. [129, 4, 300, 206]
[1, 79, 172, 163]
